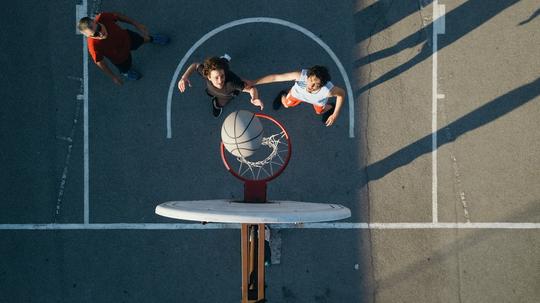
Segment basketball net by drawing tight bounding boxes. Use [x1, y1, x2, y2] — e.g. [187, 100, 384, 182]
[235, 131, 288, 179]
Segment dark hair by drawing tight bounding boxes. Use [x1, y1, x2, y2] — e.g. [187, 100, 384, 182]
[78, 17, 94, 32]
[202, 57, 229, 77]
[307, 65, 331, 85]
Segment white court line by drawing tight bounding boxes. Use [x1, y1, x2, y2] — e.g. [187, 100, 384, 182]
[83, 40, 89, 224]
[432, 2, 439, 223]
[81, 0, 90, 225]
[0, 222, 539, 230]
[166, 17, 355, 139]
[432, 2, 446, 224]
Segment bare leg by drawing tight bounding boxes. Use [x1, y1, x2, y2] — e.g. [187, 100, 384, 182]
[281, 95, 289, 108]
[281, 90, 292, 108]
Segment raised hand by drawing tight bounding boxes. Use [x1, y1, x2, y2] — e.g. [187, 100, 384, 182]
[178, 77, 191, 92]
[251, 99, 264, 111]
[325, 114, 337, 127]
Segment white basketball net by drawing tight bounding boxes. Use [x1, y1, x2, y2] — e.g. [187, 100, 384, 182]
[235, 131, 289, 179]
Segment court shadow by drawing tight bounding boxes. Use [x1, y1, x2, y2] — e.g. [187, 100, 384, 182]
[374, 200, 540, 293]
[360, 77, 540, 186]
[354, 0, 433, 44]
[354, 0, 520, 95]
[518, 7, 540, 25]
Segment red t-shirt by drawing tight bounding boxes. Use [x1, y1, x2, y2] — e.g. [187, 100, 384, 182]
[87, 13, 131, 64]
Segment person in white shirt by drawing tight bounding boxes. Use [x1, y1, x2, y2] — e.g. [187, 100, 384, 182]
[250, 66, 345, 126]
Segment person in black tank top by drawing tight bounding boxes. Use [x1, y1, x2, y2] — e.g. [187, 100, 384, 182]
[178, 56, 264, 117]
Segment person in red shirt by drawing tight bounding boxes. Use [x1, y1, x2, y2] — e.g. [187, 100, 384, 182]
[78, 12, 169, 86]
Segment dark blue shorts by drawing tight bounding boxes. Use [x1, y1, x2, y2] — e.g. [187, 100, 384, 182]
[113, 30, 145, 73]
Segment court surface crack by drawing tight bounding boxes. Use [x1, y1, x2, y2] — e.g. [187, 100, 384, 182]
[440, 97, 471, 223]
[54, 80, 83, 223]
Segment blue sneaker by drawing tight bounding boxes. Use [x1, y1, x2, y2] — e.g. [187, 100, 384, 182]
[122, 69, 141, 80]
[151, 34, 169, 45]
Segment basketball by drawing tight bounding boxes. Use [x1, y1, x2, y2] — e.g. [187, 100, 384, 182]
[221, 110, 263, 158]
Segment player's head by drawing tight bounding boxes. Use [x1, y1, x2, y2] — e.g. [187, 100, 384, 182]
[202, 57, 230, 89]
[306, 65, 331, 93]
[78, 17, 104, 39]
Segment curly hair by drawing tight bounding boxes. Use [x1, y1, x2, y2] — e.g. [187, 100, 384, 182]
[201, 56, 230, 77]
[307, 65, 331, 85]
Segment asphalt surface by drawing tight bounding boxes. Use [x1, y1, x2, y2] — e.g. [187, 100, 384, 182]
[1, 0, 539, 302]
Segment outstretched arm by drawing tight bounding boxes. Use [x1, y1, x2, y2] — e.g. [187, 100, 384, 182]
[252, 71, 301, 85]
[243, 86, 264, 110]
[325, 86, 345, 127]
[113, 12, 150, 40]
[177, 63, 200, 92]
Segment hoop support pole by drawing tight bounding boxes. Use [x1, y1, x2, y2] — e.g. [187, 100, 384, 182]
[241, 224, 266, 303]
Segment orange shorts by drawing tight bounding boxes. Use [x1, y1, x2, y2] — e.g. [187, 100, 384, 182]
[284, 94, 325, 115]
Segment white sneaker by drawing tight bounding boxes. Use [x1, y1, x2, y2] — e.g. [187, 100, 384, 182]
[220, 53, 231, 61]
[264, 225, 271, 242]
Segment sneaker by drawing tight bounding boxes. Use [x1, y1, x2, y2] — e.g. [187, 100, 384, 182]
[220, 53, 231, 61]
[322, 104, 335, 124]
[273, 90, 287, 110]
[264, 225, 271, 242]
[263, 226, 271, 267]
[212, 98, 223, 118]
[122, 69, 141, 80]
[151, 34, 169, 45]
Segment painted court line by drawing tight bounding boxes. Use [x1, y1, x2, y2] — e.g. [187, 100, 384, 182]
[0, 222, 539, 230]
[166, 17, 355, 139]
[83, 40, 89, 225]
[432, 1, 446, 224]
[432, 2, 439, 223]
[80, 0, 90, 225]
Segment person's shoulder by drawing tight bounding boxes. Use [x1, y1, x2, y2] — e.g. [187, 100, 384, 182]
[226, 70, 245, 88]
[87, 38, 104, 59]
[196, 63, 204, 75]
[328, 83, 346, 97]
[86, 40, 101, 62]
[95, 12, 118, 23]
[325, 81, 335, 90]
[87, 37, 98, 49]
[226, 70, 242, 82]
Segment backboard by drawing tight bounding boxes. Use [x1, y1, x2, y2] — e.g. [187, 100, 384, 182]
[155, 200, 351, 224]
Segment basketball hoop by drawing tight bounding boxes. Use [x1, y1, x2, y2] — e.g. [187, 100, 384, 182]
[156, 112, 349, 303]
[221, 113, 292, 183]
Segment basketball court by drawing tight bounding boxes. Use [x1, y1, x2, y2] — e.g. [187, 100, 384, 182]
[1, 0, 539, 302]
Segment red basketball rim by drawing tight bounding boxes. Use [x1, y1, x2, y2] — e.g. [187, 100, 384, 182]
[221, 113, 292, 183]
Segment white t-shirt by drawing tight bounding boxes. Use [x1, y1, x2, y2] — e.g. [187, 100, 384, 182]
[290, 69, 334, 106]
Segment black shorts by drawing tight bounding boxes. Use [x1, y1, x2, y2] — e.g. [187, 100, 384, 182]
[113, 30, 145, 73]
[205, 89, 239, 107]
[127, 29, 145, 50]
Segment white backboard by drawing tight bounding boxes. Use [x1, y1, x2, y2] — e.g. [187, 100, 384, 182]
[155, 200, 351, 224]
